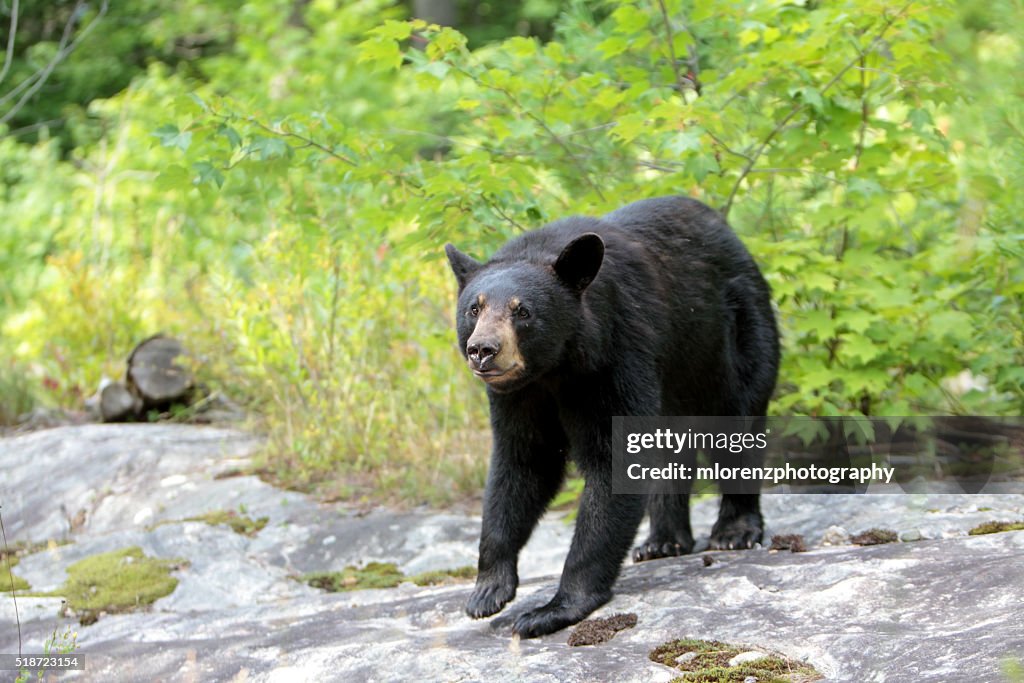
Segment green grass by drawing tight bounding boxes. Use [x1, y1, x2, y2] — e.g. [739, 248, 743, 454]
[0, 362, 36, 426]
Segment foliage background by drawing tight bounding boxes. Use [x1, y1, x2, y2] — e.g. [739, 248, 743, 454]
[1, 0, 1021, 503]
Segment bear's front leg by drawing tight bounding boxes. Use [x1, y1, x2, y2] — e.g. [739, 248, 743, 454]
[512, 472, 645, 638]
[467, 397, 567, 619]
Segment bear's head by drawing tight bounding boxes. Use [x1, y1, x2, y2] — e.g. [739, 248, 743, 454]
[444, 233, 604, 393]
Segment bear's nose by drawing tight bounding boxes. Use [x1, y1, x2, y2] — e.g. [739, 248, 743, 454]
[467, 339, 501, 370]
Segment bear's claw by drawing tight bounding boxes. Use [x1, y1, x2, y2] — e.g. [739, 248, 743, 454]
[466, 576, 516, 619]
[632, 539, 692, 563]
[511, 592, 610, 639]
[708, 513, 763, 550]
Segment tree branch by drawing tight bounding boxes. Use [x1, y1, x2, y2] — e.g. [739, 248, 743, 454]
[655, 0, 689, 97]
[3, 116, 62, 137]
[452, 64, 607, 202]
[0, 0, 18, 87]
[244, 116, 359, 167]
[705, 128, 753, 163]
[0, 0, 81, 109]
[484, 195, 528, 231]
[720, 2, 912, 219]
[852, 53, 869, 170]
[0, 0, 109, 126]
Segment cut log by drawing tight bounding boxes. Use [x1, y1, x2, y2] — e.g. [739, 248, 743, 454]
[100, 382, 142, 422]
[126, 335, 194, 409]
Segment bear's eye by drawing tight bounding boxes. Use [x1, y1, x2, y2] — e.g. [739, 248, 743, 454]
[516, 306, 530, 319]
[468, 304, 480, 317]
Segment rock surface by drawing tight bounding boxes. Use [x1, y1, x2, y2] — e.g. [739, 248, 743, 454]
[0, 424, 1022, 682]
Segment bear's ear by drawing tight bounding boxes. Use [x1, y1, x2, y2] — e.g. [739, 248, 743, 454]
[554, 233, 604, 295]
[445, 243, 482, 292]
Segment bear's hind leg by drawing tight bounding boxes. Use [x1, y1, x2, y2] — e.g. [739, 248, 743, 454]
[708, 493, 763, 550]
[633, 493, 694, 562]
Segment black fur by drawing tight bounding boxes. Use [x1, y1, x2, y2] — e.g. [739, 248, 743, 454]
[446, 196, 780, 638]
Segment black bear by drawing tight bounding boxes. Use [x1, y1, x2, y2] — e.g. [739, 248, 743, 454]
[444, 196, 780, 638]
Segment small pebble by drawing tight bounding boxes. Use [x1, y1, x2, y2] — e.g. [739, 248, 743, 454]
[821, 525, 850, 546]
[770, 533, 807, 552]
[729, 651, 767, 666]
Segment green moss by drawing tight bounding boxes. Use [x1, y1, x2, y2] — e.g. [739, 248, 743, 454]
[185, 510, 268, 536]
[303, 562, 405, 592]
[850, 528, 898, 545]
[149, 509, 269, 536]
[968, 520, 1024, 535]
[50, 547, 182, 622]
[408, 565, 476, 586]
[303, 563, 477, 592]
[2, 574, 30, 592]
[0, 539, 67, 566]
[1, 539, 70, 594]
[1003, 657, 1024, 683]
[649, 638, 822, 682]
[1, 552, 20, 572]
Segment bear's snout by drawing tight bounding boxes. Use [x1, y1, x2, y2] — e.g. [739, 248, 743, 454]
[467, 338, 501, 371]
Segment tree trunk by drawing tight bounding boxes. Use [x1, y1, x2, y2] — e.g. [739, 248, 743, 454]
[126, 335, 194, 409]
[99, 382, 143, 422]
[412, 0, 457, 26]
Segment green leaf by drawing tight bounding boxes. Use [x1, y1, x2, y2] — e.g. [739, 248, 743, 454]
[739, 28, 760, 47]
[597, 36, 630, 58]
[791, 86, 825, 113]
[193, 161, 225, 188]
[188, 92, 210, 112]
[505, 36, 537, 57]
[217, 124, 242, 150]
[371, 20, 412, 41]
[611, 6, 648, 33]
[666, 130, 703, 155]
[839, 335, 882, 364]
[154, 164, 190, 191]
[247, 136, 291, 160]
[612, 113, 647, 144]
[684, 153, 719, 181]
[357, 36, 403, 71]
[152, 124, 192, 152]
[907, 108, 933, 132]
[426, 27, 467, 59]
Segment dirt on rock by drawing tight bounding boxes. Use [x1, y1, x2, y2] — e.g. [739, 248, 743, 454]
[566, 612, 638, 646]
